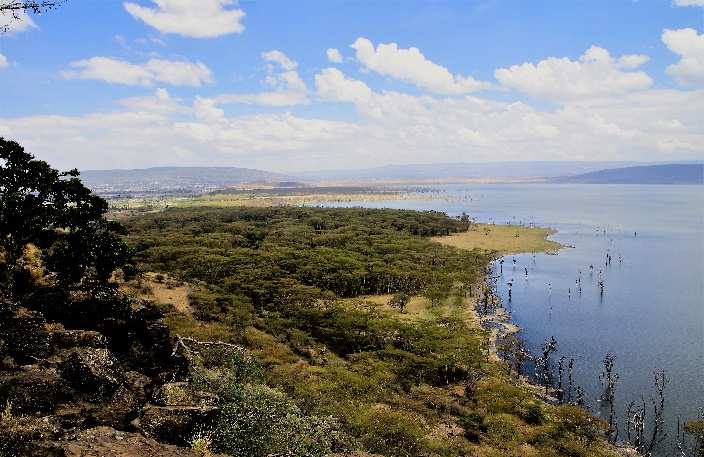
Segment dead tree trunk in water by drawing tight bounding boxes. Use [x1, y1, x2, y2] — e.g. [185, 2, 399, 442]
[646, 369, 669, 453]
[599, 353, 619, 443]
[535, 336, 558, 394]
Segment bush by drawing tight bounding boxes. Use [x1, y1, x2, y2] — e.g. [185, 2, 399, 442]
[211, 384, 350, 457]
[460, 412, 487, 443]
[354, 408, 426, 457]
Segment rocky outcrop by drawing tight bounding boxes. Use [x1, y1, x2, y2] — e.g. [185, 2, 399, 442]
[60, 348, 124, 397]
[29, 426, 219, 456]
[0, 298, 207, 456]
[0, 366, 70, 415]
[1, 308, 51, 363]
[138, 404, 219, 446]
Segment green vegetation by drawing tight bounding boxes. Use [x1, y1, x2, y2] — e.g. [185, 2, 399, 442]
[124, 206, 619, 457]
[0, 137, 131, 314]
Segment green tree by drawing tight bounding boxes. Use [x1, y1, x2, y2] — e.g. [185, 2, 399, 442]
[0, 138, 129, 297]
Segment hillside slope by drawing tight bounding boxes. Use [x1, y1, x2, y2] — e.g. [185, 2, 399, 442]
[551, 164, 703, 184]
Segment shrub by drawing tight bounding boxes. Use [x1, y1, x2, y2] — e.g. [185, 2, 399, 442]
[211, 384, 350, 457]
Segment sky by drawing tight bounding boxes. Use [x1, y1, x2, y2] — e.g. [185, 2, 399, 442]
[0, 0, 703, 172]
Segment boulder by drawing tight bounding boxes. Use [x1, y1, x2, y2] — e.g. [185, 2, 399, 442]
[1, 308, 51, 362]
[0, 415, 63, 457]
[91, 386, 142, 430]
[30, 426, 217, 457]
[0, 367, 70, 415]
[50, 327, 108, 349]
[138, 404, 219, 446]
[59, 348, 124, 397]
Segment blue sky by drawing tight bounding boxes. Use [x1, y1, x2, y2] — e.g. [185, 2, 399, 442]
[0, 0, 703, 171]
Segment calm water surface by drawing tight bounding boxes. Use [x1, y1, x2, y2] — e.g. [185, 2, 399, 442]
[323, 184, 704, 454]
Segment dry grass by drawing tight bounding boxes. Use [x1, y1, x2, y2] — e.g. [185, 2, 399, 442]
[432, 223, 562, 255]
[129, 272, 193, 315]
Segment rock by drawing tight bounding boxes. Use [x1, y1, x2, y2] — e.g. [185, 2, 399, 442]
[152, 382, 218, 408]
[0, 415, 63, 457]
[30, 426, 217, 457]
[91, 386, 142, 430]
[59, 348, 124, 397]
[138, 404, 219, 446]
[130, 300, 165, 323]
[125, 371, 153, 404]
[0, 367, 70, 415]
[1, 308, 51, 362]
[50, 327, 108, 349]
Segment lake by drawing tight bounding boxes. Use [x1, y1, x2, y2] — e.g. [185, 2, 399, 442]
[322, 183, 704, 454]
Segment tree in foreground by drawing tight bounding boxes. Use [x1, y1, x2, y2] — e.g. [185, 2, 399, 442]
[0, 137, 130, 301]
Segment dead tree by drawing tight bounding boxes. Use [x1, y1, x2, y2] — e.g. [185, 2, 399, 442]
[534, 336, 558, 394]
[646, 369, 669, 453]
[599, 353, 619, 443]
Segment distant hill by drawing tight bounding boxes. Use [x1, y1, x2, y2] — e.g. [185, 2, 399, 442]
[295, 161, 642, 182]
[550, 164, 703, 184]
[80, 166, 292, 197]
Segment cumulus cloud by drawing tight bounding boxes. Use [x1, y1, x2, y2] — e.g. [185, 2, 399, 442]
[494, 46, 652, 101]
[662, 28, 704, 87]
[0, 93, 356, 170]
[3, 82, 703, 170]
[0, 9, 36, 34]
[262, 50, 297, 71]
[309, 64, 704, 166]
[672, 0, 704, 6]
[351, 37, 491, 94]
[212, 50, 308, 107]
[123, 0, 245, 38]
[0, 53, 7, 69]
[315, 68, 372, 104]
[118, 88, 190, 113]
[327, 48, 343, 63]
[62, 57, 213, 87]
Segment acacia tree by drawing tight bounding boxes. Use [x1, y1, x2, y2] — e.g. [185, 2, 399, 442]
[0, 138, 129, 297]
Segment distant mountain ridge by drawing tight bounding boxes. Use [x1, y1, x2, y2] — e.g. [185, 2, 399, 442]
[550, 164, 703, 184]
[294, 161, 645, 182]
[80, 166, 292, 196]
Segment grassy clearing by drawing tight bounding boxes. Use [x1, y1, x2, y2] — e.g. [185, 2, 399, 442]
[432, 223, 562, 255]
[123, 272, 193, 315]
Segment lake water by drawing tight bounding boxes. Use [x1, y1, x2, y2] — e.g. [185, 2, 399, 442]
[322, 184, 704, 454]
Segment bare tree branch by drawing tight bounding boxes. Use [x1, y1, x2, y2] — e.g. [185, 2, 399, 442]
[1, 1, 67, 32]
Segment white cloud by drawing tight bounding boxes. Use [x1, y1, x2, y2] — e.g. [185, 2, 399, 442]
[309, 63, 704, 167]
[123, 0, 245, 38]
[3, 83, 703, 170]
[0, 92, 357, 170]
[315, 68, 372, 104]
[118, 88, 189, 113]
[495, 46, 652, 101]
[212, 50, 308, 107]
[262, 50, 297, 71]
[351, 37, 491, 94]
[0, 9, 37, 34]
[327, 48, 343, 63]
[62, 57, 213, 87]
[672, 0, 704, 6]
[0, 53, 7, 69]
[662, 28, 704, 87]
